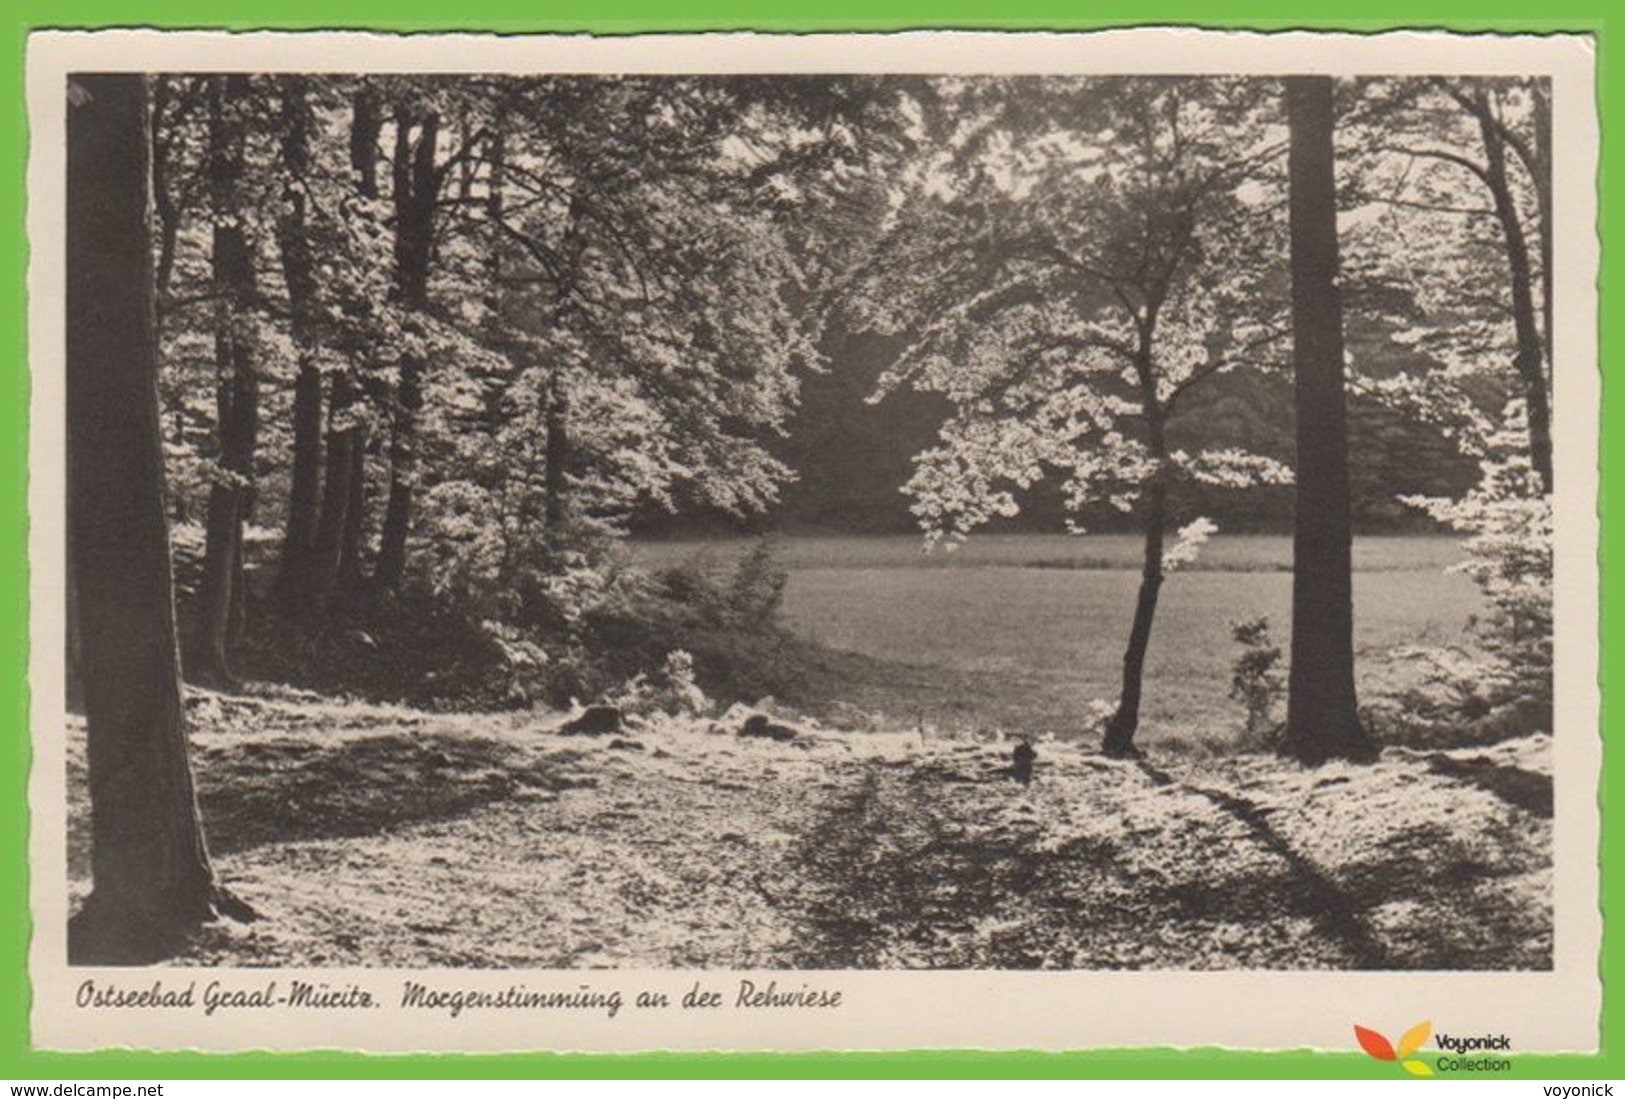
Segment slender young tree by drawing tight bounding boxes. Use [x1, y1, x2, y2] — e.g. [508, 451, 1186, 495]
[149, 75, 203, 338]
[854, 77, 1292, 756]
[1462, 84, 1553, 494]
[66, 73, 247, 962]
[308, 371, 358, 605]
[1345, 77, 1553, 494]
[1280, 75, 1374, 764]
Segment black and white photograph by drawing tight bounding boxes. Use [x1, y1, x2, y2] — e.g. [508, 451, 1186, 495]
[27, 29, 1599, 1053]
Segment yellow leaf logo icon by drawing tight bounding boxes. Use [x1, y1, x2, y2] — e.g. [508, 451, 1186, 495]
[1355, 1020, 1435, 1077]
[1397, 1020, 1432, 1059]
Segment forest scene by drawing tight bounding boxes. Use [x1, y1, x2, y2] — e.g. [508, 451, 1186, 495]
[63, 69, 1555, 970]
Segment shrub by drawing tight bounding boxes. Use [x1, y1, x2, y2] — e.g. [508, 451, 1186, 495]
[576, 537, 803, 706]
[1391, 404, 1553, 744]
[231, 519, 803, 716]
[608, 649, 711, 718]
[1228, 616, 1285, 747]
[728, 537, 790, 626]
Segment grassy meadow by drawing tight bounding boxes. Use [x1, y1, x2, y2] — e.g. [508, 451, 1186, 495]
[633, 533, 1481, 749]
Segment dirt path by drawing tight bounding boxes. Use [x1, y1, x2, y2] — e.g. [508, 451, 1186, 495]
[66, 694, 1552, 970]
[174, 724, 868, 968]
[772, 737, 1552, 970]
[773, 748, 1372, 969]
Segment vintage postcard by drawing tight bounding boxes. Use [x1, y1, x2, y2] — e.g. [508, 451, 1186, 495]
[25, 28, 1600, 1057]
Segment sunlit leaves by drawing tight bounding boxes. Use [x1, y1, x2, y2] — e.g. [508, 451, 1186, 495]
[1400, 402, 1552, 720]
[1161, 516, 1219, 573]
[154, 73, 827, 589]
[846, 76, 1293, 547]
[1339, 76, 1549, 470]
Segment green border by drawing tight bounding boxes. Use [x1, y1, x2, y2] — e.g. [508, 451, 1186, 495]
[1, 2, 1610, 1080]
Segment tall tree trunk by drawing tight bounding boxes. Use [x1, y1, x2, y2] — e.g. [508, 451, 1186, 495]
[190, 75, 259, 689]
[350, 85, 381, 197]
[338, 433, 370, 589]
[150, 75, 182, 337]
[1475, 98, 1553, 494]
[543, 372, 570, 534]
[227, 518, 250, 656]
[313, 87, 383, 598]
[1532, 82, 1553, 370]
[373, 358, 422, 590]
[66, 73, 247, 963]
[373, 108, 438, 592]
[1280, 75, 1373, 764]
[485, 126, 504, 310]
[151, 77, 189, 529]
[193, 486, 239, 684]
[1102, 389, 1165, 758]
[308, 373, 356, 606]
[278, 364, 323, 602]
[481, 125, 513, 437]
[273, 75, 324, 609]
[66, 528, 83, 712]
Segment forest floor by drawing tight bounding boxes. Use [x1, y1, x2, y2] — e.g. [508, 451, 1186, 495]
[66, 686, 1552, 970]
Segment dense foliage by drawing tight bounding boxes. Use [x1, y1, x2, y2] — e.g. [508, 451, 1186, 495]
[144, 72, 1553, 749]
[149, 74, 892, 697]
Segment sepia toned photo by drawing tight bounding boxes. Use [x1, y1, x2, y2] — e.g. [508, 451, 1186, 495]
[26, 29, 1600, 1054]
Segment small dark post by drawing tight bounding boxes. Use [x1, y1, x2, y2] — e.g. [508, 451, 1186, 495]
[1011, 740, 1036, 785]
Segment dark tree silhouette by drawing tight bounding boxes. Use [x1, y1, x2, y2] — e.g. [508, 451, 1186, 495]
[273, 75, 326, 609]
[372, 104, 439, 591]
[66, 72, 248, 962]
[190, 74, 261, 686]
[1280, 76, 1375, 764]
[309, 85, 382, 603]
[1466, 86, 1553, 494]
[1402, 80, 1554, 494]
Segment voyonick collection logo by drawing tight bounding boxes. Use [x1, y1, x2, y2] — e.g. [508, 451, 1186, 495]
[1355, 1020, 1516, 1077]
